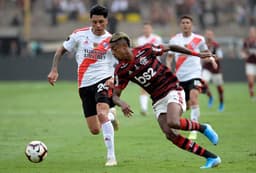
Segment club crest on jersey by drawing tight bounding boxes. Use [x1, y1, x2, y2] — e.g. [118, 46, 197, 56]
[120, 63, 128, 69]
[102, 42, 109, 49]
[139, 56, 148, 65]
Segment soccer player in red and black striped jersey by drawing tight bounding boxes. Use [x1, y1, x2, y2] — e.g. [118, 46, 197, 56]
[109, 32, 221, 169]
[202, 29, 225, 112]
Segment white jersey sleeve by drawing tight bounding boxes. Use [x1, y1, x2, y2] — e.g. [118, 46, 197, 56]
[63, 33, 77, 53]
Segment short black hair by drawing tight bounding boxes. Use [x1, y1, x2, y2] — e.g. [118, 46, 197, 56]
[90, 4, 108, 18]
[179, 15, 193, 22]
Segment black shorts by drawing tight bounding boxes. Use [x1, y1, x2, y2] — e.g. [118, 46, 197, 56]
[179, 78, 203, 102]
[79, 77, 115, 118]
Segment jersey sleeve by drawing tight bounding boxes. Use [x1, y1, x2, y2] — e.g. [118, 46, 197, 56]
[216, 47, 223, 59]
[168, 38, 176, 55]
[63, 33, 76, 53]
[114, 68, 129, 90]
[199, 37, 209, 52]
[151, 44, 165, 56]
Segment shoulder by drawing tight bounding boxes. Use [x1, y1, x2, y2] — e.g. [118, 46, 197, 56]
[192, 33, 205, 41]
[212, 40, 220, 47]
[115, 63, 129, 75]
[72, 27, 90, 34]
[170, 33, 181, 40]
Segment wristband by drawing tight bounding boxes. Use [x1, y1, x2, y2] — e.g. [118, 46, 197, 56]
[191, 51, 200, 56]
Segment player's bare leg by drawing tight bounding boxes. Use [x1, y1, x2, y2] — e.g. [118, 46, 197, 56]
[247, 74, 255, 101]
[158, 103, 220, 168]
[217, 85, 224, 112]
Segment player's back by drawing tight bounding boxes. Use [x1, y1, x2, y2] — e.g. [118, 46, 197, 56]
[115, 44, 179, 103]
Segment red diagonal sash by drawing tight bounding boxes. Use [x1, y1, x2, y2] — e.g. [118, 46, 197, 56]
[175, 37, 202, 72]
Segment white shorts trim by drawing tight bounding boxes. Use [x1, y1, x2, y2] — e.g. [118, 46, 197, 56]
[246, 63, 256, 75]
[152, 90, 186, 119]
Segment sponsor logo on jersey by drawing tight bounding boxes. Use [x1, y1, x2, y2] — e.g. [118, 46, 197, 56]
[84, 49, 106, 60]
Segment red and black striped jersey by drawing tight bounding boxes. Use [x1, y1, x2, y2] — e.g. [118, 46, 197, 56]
[114, 43, 180, 103]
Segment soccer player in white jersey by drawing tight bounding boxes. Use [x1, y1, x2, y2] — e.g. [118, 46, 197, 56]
[137, 22, 163, 115]
[47, 5, 118, 166]
[166, 15, 213, 140]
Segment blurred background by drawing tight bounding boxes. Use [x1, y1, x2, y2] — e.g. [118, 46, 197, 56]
[0, 0, 254, 81]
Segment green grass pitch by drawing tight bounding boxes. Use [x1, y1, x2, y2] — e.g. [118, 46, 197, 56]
[0, 81, 256, 173]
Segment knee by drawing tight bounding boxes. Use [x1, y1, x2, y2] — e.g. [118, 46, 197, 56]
[90, 128, 100, 135]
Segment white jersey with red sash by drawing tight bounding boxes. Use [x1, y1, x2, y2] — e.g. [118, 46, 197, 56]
[168, 33, 208, 82]
[137, 33, 163, 46]
[63, 27, 117, 88]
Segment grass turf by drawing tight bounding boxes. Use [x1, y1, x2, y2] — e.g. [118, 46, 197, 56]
[0, 81, 256, 173]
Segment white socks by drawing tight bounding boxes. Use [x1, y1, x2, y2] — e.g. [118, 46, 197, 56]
[102, 121, 115, 160]
[140, 95, 148, 113]
[190, 105, 200, 122]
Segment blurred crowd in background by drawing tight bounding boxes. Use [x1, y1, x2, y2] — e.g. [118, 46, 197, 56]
[0, 0, 256, 58]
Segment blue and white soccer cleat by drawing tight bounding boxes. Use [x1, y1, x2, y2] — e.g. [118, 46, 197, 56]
[218, 103, 224, 112]
[208, 96, 214, 108]
[200, 156, 221, 169]
[203, 124, 219, 145]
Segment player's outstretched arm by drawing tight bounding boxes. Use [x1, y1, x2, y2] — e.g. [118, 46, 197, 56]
[47, 46, 67, 86]
[112, 88, 133, 117]
[162, 44, 213, 58]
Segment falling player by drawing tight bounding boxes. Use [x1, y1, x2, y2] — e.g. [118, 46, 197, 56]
[110, 32, 221, 169]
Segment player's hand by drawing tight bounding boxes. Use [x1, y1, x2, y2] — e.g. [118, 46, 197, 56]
[120, 102, 133, 117]
[105, 78, 114, 88]
[198, 52, 213, 59]
[209, 56, 218, 69]
[47, 70, 59, 86]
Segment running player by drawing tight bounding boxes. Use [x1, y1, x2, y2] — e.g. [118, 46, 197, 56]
[166, 15, 211, 140]
[47, 5, 118, 166]
[110, 32, 221, 169]
[202, 29, 224, 112]
[241, 26, 256, 101]
[136, 22, 163, 115]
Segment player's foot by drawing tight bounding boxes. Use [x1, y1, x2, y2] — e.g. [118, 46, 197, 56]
[203, 124, 219, 145]
[218, 103, 224, 112]
[200, 156, 221, 169]
[208, 96, 214, 108]
[188, 131, 197, 140]
[105, 158, 117, 166]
